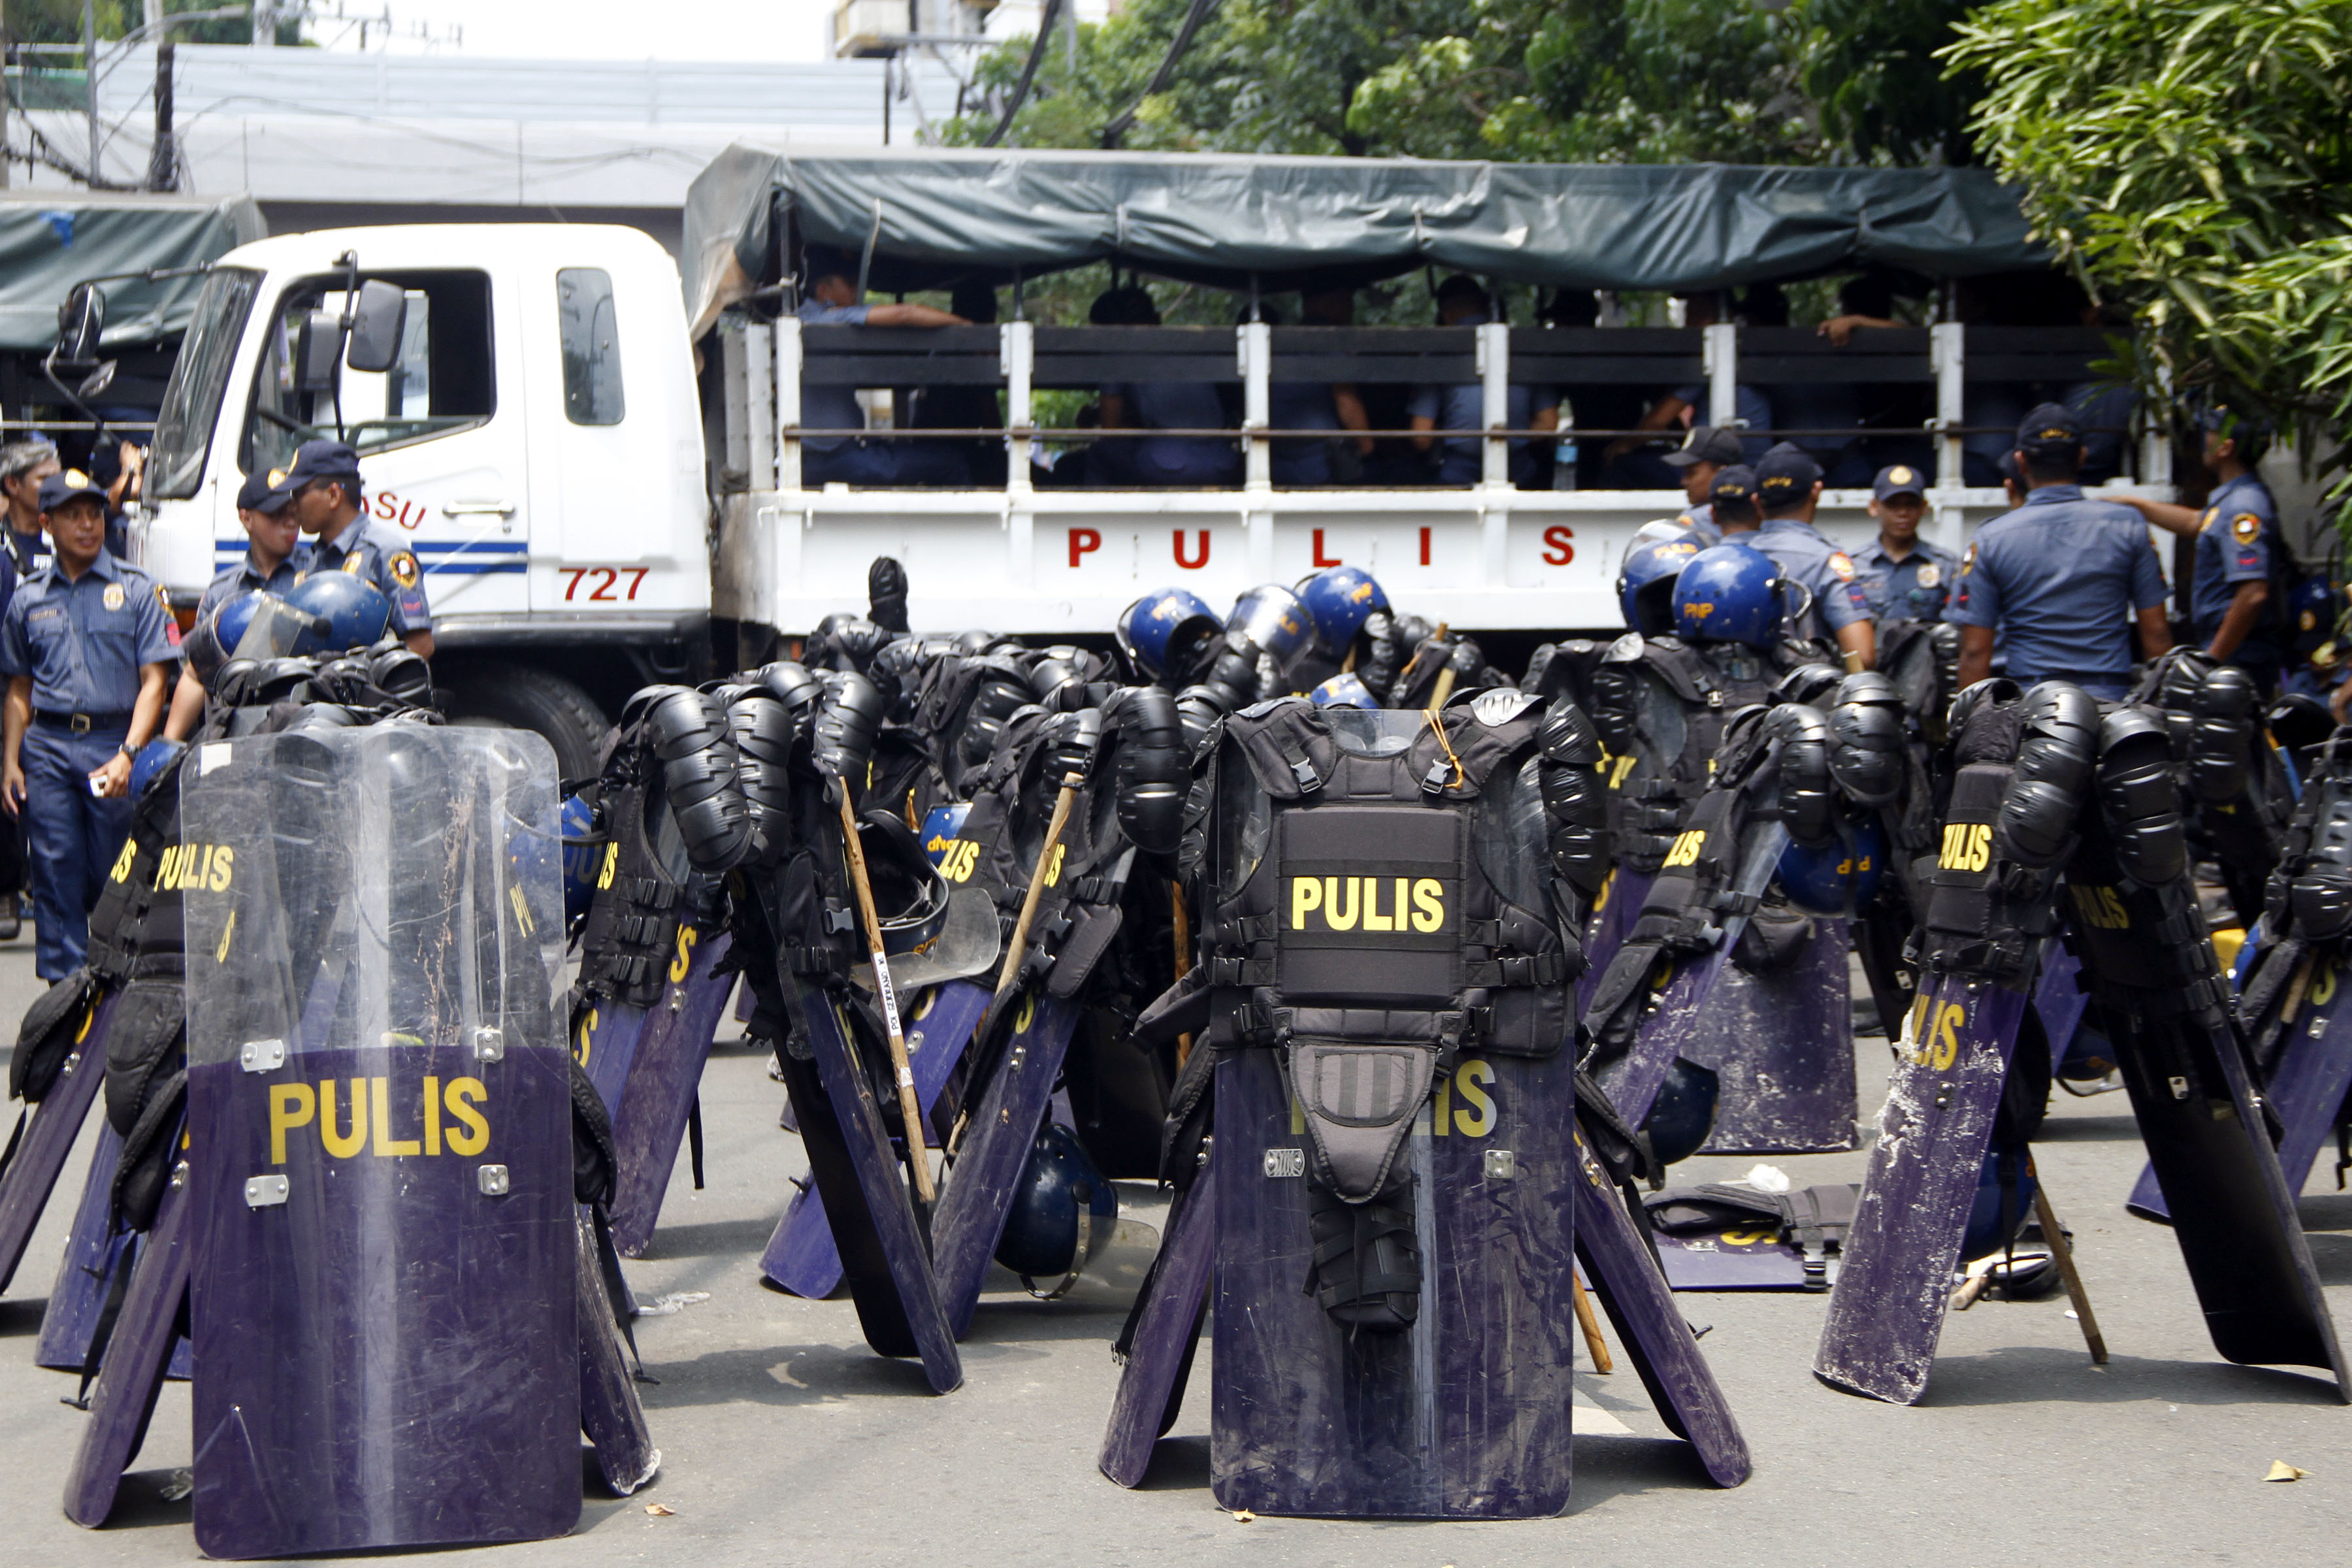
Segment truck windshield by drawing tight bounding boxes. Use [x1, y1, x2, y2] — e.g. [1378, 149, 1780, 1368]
[147, 265, 261, 500]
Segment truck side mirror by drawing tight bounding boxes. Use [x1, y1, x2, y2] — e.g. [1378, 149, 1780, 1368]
[295, 310, 342, 395]
[344, 280, 408, 374]
[54, 284, 104, 367]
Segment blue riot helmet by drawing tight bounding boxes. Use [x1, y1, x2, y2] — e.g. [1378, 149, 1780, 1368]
[183, 598, 236, 691]
[214, 589, 269, 660]
[1309, 672, 1379, 710]
[1672, 543, 1794, 650]
[994, 1120, 1119, 1288]
[559, 792, 601, 926]
[1642, 1058, 1720, 1166]
[1225, 583, 1315, 672]
[1115, 587, 1220, 683]
[1777, 815, 1887, 915]
[1618, 532, 1704, 636]
[283, 571, 393, 656]
[921, 802, 972, 867]
[130, 738, 185, 804]
[2289, 574, 2340, 658]
[1295, 564, 1389, 655]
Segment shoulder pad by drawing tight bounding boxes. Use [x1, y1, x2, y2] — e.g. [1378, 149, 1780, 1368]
[1602, 632, 1645, 664]
[1237, 694, 1309, 720]
[1471, 688, 1540, 727]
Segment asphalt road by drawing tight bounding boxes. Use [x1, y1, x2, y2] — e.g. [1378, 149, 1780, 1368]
[1, 935, 2347, 1567]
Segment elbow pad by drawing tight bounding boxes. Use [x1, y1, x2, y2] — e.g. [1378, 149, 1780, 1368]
[866, 555, 910, 633]
[1828, 671, 1907, 806]
[728, 691, 796, 867]
[960, 659, 1034, 770]
[1995, 681, 2100, 867]
[1357, 610, 1405, 699]
[2188, 664, 2257, 806]
[1174, 683, 1230, 757]
[2095, 706, 2188, 886]
[1114, 687, 1188, 855]
[647, 687, 751, 874]
[1765, 702, 1835, 847]
[809, 670, 885, 785]
[1040, 706, 1104, 791]
[1774, 662, 1846, 711]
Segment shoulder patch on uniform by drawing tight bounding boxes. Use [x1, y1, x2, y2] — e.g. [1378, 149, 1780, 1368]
[1829, 551, 1855, 581]
[390, 551, 420, 588]
[1961, 542, 1976, 576]
[341, 554, 364, 576]
[101, 582, 124, 610]
[2232, 512, 2262, 546]
[154, 582, 170, 613]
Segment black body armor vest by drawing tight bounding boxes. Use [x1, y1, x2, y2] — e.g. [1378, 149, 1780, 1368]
[576, 728, 690, 1009]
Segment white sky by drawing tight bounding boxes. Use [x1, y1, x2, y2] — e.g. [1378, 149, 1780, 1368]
[355, 0, 836, 61]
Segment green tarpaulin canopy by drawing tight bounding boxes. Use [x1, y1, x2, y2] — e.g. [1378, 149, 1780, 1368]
[683, 142, 2049, 338]
[0, 192, 265, 353]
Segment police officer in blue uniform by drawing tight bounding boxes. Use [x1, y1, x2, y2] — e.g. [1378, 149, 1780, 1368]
[2113, 409, 2285, 688]
[1950, 404, 2172, 701]
[0, 469, 177, 978]
[1667, 427, 1746, 539]
[1748, 442, 1876, 669]
[1705, 463, 1759, 541]
[282, 440, 434, 657]
[164, 468, 308, 742]
[1852, 464, 1960, 624]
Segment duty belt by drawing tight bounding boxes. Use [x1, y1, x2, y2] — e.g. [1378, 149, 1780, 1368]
[34, 709, 131, 732]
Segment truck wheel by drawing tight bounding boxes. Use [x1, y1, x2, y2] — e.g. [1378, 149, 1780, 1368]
[444, 662, 610, 784]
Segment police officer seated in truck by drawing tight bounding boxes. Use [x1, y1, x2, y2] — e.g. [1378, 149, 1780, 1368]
[281, 440, 434, 658]
[1092, 284, 1241, 489]
[1408, 274, 1560, 488]
[0, 469, 176, 979]
[796, 246, 972, 489]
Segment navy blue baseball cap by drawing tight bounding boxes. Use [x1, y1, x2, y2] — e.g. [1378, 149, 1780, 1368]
[37, 467, 106, 512]
[1753, 442, 1822, 506]
[1709, 464, 1757, 506]
[1872, 463, 1927, 502]
[2014, 402, 2083, 458]
[237, 469, 289, 513]
[280, 438, 364, 495]
[1664, 426, 1746, 468]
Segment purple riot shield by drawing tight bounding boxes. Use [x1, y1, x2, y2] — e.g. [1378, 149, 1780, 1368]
[762, 979, 987, 1299]
[930, 991, 1085, 1339]
[576, 1211, 661, 1497]
[1099, 1143, 1217, 1488]
[1813, 975, 2032, 1404]
[61, 1156, 191, 1528]
[0, 988, 113, 1295]
[781, 977, 962, 1392]
[35, 1120, 128, 1370]
[2034, 939, 2094, 1074]
[1209, 1046, 1579, 1520]
[608, 928, 735, 1255]
[1686, 916, 1857, 1154]
[1576, 867, 1652, 1015]
[1568, 1125, 1752, 1486]
[575, 992, 653, 1115]
[180, 725, 583, 1558]
[2128, 945, 2352, 1224]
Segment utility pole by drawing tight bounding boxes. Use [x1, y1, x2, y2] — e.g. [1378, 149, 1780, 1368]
[253, 1, 276, 46]
[1, 21, 12, 191]
[84, 0, 100, 186]
[148, 40, 176, 191]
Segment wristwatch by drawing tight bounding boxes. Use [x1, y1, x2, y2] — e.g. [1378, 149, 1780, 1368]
[117, 742, 135, 759]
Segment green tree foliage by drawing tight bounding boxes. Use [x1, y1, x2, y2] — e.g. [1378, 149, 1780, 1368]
[1949, 0, 2352, 455]
[946, 0, 1984, 166]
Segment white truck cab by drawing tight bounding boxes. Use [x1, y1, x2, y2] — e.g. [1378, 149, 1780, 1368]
[137, 223, 708, 776]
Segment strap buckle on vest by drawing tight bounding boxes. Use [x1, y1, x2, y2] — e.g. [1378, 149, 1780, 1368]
[822, 902, 855, 936]
[1706, 691, 1725, 708]
[1290, 757, 1321, 792]
[1214, 913, 1277, 946]
[1421, 761, 1454, 798]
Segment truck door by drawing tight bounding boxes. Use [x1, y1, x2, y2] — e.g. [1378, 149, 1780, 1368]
[236, 267, 527, 618]
[519, 261, 668, 616]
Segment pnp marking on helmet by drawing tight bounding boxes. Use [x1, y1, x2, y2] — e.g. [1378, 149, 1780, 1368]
[1289, 874, 1446, 934]
[267, 1075, 491, 1162]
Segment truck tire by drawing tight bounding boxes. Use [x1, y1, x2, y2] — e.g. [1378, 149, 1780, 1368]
[444, 662, 611, 784]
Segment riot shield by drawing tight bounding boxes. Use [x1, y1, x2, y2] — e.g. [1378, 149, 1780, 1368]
[574, 990, 654, 1113]
[0, 989, 112, 1295]
[763, 979, 987, 1299]
[1575, 867, 1652, 1015]
[608, 926, 736, 1255]
[35, 1121, 129, 1370]
[1685, 915, 1856, 1153]
[1813, 977, 2033, 1403]
[180, 725, 582, 1557]
[931, 991, 1086, 1339]
[61, 1158, 192, 1528]
[1100, 1142, 1217, 1488]
[576, 1211, 661, 1497]
[1211, 1045, 1580, 1519]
